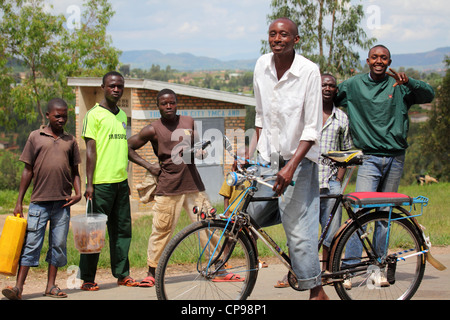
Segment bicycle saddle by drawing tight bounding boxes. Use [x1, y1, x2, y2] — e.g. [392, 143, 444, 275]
[322, 150, 364, 165]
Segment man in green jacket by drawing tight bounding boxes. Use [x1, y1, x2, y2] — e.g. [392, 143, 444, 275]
[335, 44, 435, 289]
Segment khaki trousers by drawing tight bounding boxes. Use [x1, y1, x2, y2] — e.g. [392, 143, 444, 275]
[147, 191, 212, 268]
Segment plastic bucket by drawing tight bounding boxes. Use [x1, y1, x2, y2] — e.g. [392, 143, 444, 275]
[71, 213, 107, 254]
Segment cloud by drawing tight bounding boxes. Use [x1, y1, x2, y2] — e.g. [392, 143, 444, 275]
[178, 22, 200, 35]
[361, 0, 450, 53]
[43, 0, 449, 59]
[106, 0, 270, 58]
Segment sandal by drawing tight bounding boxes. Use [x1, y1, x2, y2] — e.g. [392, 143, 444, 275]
[274, 280, 290, 288]
[80, 282, 99, 291]
[212, 273, 245, 282]
[117, 276, 140, 287]
[139, 276, 155, 287]
[2, 286, 22, 300]
[44, 286, 67, 298]
[274, 274, 290, 288]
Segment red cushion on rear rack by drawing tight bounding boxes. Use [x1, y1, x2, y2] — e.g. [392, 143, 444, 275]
[344, 192, 413, 207]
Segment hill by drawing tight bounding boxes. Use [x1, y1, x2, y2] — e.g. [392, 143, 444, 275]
[120, 50, 256, 71]
[388, 47, 449, 71]
[120, 47, 450, 72]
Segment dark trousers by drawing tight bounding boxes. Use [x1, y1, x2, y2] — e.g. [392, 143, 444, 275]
[79, 180, 132, 282]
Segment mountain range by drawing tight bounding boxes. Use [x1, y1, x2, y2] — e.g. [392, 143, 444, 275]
[120, 47, 450, 72]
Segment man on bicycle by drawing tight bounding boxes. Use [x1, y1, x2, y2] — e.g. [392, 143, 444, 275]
[250, 17, 328, 300]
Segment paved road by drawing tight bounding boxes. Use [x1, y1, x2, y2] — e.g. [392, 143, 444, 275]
[5, 250, 448, 301]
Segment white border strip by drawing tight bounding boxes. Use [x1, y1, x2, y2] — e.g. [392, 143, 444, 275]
[132, 109, 246, 120]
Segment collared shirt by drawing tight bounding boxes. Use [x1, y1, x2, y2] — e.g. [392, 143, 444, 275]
[319, 106, 354, 189]
[336, 73, 434, 156]
[20, 125, 81, 202]
[253, 52, 322, 163]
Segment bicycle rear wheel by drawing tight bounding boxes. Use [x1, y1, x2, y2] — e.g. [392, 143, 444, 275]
[331, 209, 426, 300]
[155, 219, 258, 300]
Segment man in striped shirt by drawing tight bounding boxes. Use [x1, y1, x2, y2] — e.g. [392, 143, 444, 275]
[319, 74, 353, 268]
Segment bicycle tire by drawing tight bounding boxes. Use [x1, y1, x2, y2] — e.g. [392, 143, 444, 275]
[331, 209, 426, 300]
[155, 219, 258, 300]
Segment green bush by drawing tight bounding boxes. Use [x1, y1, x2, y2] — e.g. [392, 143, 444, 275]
[0, 150, 23, 190]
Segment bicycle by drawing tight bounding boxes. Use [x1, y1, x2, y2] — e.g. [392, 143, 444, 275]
[155, 138, 445, 300]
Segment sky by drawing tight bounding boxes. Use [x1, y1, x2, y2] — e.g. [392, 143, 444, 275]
[46, 0, 450, 61]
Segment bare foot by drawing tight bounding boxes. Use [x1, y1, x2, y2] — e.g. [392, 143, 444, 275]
[309, 285, 330, 300]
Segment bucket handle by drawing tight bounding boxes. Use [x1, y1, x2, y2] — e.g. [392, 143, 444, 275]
[86, 199, 93, 217]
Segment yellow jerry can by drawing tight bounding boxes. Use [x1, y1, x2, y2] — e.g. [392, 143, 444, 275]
[0, 215, 27, 276]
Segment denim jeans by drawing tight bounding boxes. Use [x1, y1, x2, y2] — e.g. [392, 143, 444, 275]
[320, 179, 342, 248]
[344, 154, 405, 265]
[20, 200, 71, 267]
[248, 158, 321, 290]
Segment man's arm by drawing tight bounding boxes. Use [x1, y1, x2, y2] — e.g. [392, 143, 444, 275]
[387, 68, 435, 105]
[273, 140, 314, 196]
[14, 163, 33, 218]
[128, 125, 161, 176]
[248, 127, 261, 160]
[335, 80, 348, 108]
[84, 137, 97, 200]
[64, 164, 82, 207]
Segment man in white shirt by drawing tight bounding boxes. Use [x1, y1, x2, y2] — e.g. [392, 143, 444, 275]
[250, 18, 328, 299]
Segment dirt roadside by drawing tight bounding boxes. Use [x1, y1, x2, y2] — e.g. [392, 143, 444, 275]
[1, 206, 449, 300]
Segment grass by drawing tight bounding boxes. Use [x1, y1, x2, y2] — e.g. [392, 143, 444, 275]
[1, 182, 448, 270]
[0, 189, 31, 214]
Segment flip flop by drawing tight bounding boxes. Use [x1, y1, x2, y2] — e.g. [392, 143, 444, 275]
[212, 273, 245, 282]
[2, 286, 22, 300]
[44, 286, 67, 298]
[274, 274, 290, 288]
[80, 282, 99, 291]
[117, 277, 140, 287]
[139, 276, 155, 287]
[274, 280, 290, 288]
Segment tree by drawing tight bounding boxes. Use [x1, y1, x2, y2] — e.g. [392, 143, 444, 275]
[417, 57, 450, 181]
[262, 0, 376, 77]
[0, 0, 120, 129]
[63, 0, 121, 77]
[0, 0, 67, 128]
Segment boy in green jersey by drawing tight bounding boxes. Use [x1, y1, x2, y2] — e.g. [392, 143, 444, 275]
[80, 71, 139, 291]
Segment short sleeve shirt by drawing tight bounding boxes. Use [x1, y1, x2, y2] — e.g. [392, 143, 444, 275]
[219, 179, 251, 213]
[20, 126, 81, 202]
[81, 103, 128, 184]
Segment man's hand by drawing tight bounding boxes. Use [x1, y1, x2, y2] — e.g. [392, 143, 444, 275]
[84, 185, 94, 200]
[194, 148, 208, 160]
[63, 194, 82, 208]
[13, 204, 24, 218]
[386, 68, 409, 87]
[273, 163, 295, 196]
[147, 163, 161, 177]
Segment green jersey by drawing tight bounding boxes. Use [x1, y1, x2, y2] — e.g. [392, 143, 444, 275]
[336, 74, 435, 156]
[82, 103, 128, 184]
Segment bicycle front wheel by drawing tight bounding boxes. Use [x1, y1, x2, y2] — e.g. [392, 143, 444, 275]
[155, 220, 258, 300]
[331, 209, 426, 300]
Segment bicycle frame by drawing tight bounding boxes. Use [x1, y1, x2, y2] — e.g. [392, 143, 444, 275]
[194, 146, 431, 291]
[197, 159, 363, 281]
[339, 195, 429, 266]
